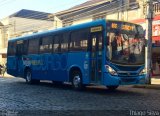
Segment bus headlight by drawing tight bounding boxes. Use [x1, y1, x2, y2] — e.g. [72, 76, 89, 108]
[139, 68, 146, 75]
[105, 65, 118, 76]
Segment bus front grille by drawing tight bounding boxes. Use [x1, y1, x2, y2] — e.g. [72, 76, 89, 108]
[117, 71, 138, 77]
[121, 78, 137, 83]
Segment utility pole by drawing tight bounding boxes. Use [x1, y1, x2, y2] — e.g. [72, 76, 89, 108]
[145, 0, 153, 84]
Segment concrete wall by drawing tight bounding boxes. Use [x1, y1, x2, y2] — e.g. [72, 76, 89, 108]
[73, 18, 92, 25]
[52, 16, 62, 29]
[0, 16, 54, 63]
[7, 17, 53, 38]
[67, 0, 145, 25]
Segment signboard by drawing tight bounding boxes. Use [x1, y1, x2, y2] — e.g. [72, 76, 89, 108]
[107, 21, 141, 35]
[111, 22, 135, 31]
[90, 26, 102, 32]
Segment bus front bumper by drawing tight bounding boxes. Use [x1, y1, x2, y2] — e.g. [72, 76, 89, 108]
[103, 73, 146, 86]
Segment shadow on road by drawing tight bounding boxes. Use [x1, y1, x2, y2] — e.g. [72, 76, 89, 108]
[11, 80, 144, 97]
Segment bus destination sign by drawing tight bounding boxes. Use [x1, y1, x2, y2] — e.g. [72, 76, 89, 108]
[111, 22, 135, 31]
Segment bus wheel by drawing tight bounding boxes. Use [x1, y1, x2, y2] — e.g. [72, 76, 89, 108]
[106, 86, 118, 91]
[25, 69, 39, 84]
[25, 69, 32, 84]
[71, 71, 84, 90]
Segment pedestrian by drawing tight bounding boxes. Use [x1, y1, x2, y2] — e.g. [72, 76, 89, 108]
[1, 64, 6, 77]
[0, 64, 3, 77]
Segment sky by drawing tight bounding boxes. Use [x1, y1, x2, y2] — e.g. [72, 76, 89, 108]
[0, 0, 88, 19]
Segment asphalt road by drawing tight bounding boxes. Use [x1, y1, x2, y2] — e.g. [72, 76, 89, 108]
[0, 77, 160, 116]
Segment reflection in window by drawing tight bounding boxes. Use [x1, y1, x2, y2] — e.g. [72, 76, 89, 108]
[108, 32, 145, 65]
[8, 42, 16, 56]
[61, 33, 68, 52]
[40, 36, 53, 53]
[70, 29, 89, 51]
[28, 39, 39, 54]
[53, 36, 60, 53]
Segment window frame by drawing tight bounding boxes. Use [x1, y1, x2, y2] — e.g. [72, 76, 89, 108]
[7, 41, 16, 56]
[69, 28, 89, 52]
[39, 35, 53, 54]
[28, 38, 40, 55]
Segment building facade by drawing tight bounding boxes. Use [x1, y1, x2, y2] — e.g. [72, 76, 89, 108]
[0, 9, 55, 64]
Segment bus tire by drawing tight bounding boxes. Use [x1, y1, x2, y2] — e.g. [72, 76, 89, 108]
[71, 71, 84, 90]
[25, 69, 39, 84]
[106, 86, 118, 91]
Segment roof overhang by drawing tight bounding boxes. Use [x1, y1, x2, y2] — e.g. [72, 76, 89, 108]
[49, 0, 113, 18]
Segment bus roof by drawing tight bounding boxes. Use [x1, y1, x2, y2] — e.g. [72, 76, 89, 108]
[9, 19, 106, 42]
[8, 19, 141, 42]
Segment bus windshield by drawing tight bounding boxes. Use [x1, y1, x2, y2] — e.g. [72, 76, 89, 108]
[107, 32, 145, 65]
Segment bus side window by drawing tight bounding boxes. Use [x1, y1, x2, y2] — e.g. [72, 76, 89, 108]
[53, 35, 61, 53]
[61, 33, 69, 52]
[70, 29, 89, 52]
[40, 36, 53, 54]
[28, 39, 39, 54]
[8, 42, 16, 56]
[23, 40, 28, 55]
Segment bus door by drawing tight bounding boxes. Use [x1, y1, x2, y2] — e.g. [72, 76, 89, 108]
[15, 40, 24, 75]
[90, 32, 103, 83]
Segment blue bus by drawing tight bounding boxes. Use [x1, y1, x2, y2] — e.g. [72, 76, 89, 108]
[7, 19, 146, 90]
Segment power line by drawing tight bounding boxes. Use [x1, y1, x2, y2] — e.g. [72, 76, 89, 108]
[12, 2, 141, 36]
[7, 0, 125, 28]
[62, 1, 140, 22]
[1, 0, 85, 27]
[54, 0, 117, 18]
[11, 1, 141, 30]
[2, 0, 85, 21]
[6, 1, 146, 37]
[0, 0, 16, 7]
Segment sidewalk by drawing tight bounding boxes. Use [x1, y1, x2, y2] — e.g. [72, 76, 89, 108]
[133, 77, 160, 90]
[0, 72, 14, 78]
[133, 84, 160, 90]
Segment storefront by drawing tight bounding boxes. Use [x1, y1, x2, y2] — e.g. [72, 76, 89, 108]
[152, 36, 160, 76]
